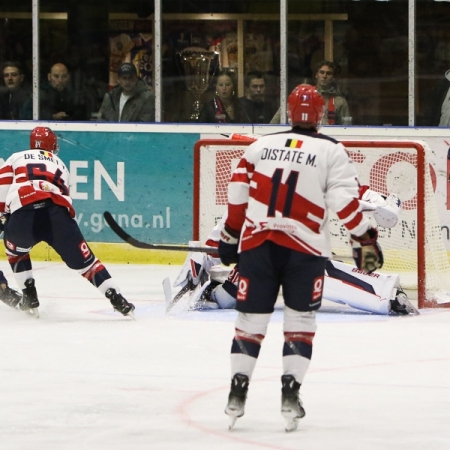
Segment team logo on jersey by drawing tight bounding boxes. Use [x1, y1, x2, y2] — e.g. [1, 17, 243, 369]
[285, 139, 303, 149]
[237, 276, 249, 301]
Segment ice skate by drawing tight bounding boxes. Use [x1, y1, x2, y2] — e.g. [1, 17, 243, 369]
[281, 375, 305, 432]
[20, 278, 40, 318]
[225, 373, 249, 430]
[0, 283, 22, 308]
[390, 288, 419, 316]
[105, 288, 135, 317]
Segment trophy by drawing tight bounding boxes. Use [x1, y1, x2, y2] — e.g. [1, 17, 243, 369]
[177, 46, 218, 121]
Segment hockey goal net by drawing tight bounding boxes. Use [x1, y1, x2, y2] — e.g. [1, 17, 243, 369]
[193, 138, 450, 309]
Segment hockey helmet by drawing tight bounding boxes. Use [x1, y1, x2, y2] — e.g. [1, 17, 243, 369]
[287, 84, 325, 127]
[30, 126, 59, 154]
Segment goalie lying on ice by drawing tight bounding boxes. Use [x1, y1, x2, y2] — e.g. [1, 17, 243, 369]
[170, 181, 413, 315]
[172, 184, 413, 316]
[172, 251, 418, 315]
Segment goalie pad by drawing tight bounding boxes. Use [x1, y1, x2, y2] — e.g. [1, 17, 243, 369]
[360, 188, 402, 228]
[173, 241, 219, 288]
[324, 260, 399, 315]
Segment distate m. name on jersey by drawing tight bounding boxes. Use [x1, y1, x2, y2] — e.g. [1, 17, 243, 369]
[261, 146, 316, 165]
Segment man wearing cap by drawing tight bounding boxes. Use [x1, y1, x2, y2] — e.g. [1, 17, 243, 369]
[98, 62, 155, 122]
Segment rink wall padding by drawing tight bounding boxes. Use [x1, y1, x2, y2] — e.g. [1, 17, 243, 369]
[0, 242, 186, 265]
[1, 123, 450, 264]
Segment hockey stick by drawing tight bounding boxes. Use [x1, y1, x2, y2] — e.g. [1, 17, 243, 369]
[103, 212, 216, 252]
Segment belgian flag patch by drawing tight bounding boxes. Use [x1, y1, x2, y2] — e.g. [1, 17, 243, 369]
[39, 151, 53, 157]
[285, 139, 303, 149]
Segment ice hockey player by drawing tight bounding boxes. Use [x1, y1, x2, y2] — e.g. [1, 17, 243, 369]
[217, 83, 385, 431]
[0, 126, 135, 317]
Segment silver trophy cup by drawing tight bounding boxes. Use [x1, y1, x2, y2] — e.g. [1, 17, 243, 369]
[178, 47, 217, 121]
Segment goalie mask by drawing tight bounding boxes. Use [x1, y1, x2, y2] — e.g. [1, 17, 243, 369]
[30, 126, 59, 154]
[287, 84, 325, 128]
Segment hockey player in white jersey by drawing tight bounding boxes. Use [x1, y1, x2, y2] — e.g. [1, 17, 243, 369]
[0, 127, 135, 317]
[216, 83, 386, 431]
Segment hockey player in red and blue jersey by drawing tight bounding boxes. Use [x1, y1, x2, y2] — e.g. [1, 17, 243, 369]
[0, 126, 134, 317]
[218, 84, 384, 431]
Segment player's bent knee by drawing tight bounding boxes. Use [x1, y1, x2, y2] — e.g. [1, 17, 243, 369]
[284, 306, 317, 333]
[211, 284, 236, 309]
[235, 312, 271, 336]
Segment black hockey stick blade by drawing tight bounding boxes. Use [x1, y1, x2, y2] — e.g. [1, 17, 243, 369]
[103, 212, 216, 252]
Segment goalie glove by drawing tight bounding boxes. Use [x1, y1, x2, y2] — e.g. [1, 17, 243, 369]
[359, 187, 402, 228]
[350, 227, 384, 274]
[218, 225, 240, 266]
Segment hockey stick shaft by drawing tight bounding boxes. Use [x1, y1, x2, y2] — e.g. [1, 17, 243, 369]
[103, 212, 216, 252]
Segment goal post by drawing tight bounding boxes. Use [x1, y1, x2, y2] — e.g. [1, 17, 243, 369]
[193, 138, 450, 309]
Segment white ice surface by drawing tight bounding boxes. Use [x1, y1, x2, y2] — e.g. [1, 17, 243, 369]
[1, 262, 450, 449]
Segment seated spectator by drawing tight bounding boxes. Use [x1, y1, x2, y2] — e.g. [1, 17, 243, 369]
[270, 61, 350, 125]
[98, 62, 155, 122]
[40, 63, 87, 121]
[238, 70, 278, 123]
[198, 69, 250, 123]
[421, 69, 450, 126]
[0, 61, 32, 120]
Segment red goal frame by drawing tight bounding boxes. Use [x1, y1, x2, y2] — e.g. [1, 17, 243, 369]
[193, 139, 432, 308]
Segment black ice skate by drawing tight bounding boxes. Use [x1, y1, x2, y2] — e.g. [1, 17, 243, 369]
[20, 278, 40, 317]
[281, 375, 305, 432]
[0, 283, 22, 308]
[390, 288, 420, 316]
[225, 373, 249, 430]
[105, 288, 135, 316]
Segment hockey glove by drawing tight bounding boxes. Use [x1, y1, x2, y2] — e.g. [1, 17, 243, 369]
[350, 227, 384, 274]
[218, 226, 240, 266]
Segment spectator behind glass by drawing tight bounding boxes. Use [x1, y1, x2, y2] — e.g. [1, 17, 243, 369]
[271, 61, 351, 125]
[314, 60, 351, 125]
[40, 63, 87, 121]
[239, 70, 278, 124]
[98, 62, 155, 122]
[422, 69, 450, 126]
[0, 61, 32, 120]
[198, 70, 250, 123]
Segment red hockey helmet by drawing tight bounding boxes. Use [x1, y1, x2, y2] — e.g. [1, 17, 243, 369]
[30, 127, 59, 154]
[287, 84, 325, 127]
